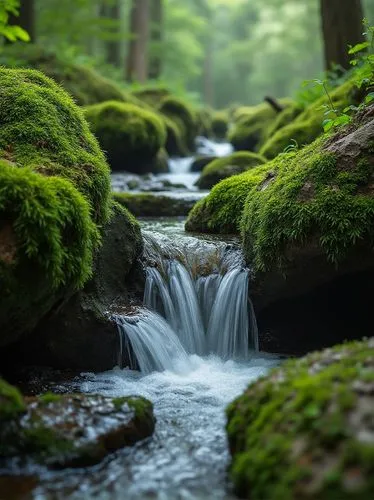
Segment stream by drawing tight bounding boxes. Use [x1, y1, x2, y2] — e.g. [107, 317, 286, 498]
[7, 140, 281, 499]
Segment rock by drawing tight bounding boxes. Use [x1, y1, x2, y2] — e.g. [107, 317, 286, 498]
[196, 107, 213, 138]
[1, 203, 143, 371]
[190, 155, 218, 172]
[114, 192, 200, 217]
[0, 382, 155, 468]
[158, 96, 198, 153]
[84, 101, 167, 174]
[211, 111, 229, 140]
[226, 337, 374, 500]
[196, 151, 266, 189]
[242, 105, 374, 354]
[0, 68, 110, 348]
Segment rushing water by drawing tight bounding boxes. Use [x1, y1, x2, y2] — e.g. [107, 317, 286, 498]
[25, 219, 280, 499]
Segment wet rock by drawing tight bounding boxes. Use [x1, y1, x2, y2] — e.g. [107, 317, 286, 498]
[0, 389, 155, 468]
[226, 337, 374, 500]
[0, 203, 143, 372]
[114, 192, 201, 217]
[190, 155, 218, 172]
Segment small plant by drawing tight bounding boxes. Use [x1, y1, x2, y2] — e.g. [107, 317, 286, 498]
[0, 0, 30, 42]
[283, 139, 299, 154]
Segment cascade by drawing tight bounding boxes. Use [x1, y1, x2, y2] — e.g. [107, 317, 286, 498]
[115, 230, 258, 372]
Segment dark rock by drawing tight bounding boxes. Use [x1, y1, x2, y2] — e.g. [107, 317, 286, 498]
[190, 155, 218, 172]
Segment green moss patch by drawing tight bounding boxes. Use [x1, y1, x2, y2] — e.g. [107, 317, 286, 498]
[211, 111, 228, 140]
[227, 337, 374, 499]
[158, 96, 197, 152]
[0, 379, 25, 421]
[84, 101, 167, 174]
[196, 151, 266, 189]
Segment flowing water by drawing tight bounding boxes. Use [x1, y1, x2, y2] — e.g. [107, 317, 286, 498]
[28, 219, 280, 499]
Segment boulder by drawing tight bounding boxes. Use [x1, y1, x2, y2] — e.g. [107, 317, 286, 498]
[211, 111, 229, 140]
[114, 192, 199, 217]
[196, 151, 266, 189]
[1, 203, 144, 372]
[84, 101, 167, 174]
[227, 337, 374, 500]
[158, 96, 197, 153]
[0, 379, 154, 468]
[190, 155, 218, 172]
[0, 68, 110, 348]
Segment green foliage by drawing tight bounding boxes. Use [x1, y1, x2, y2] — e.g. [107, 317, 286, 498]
[211, 111, 229, 140]
[84, 101, 167, 173]
[242, 137, 374, 272]
[0, 378, 25, 421]
[186, 163, 270, 234]
[0, 0, 29, 42]
[227, 338, 374, 499]
[196, 107, 213, 138]
[196, 151, 266, 189]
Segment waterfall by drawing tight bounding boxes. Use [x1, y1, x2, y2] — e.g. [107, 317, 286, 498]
[115, 230, 258, 373]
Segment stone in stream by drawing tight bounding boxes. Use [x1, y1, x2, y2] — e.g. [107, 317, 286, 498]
[226, 337, 374, 500]
[186, 102, 374, 355]
[113, 192, 199, 217]
[0, 378, 155, 468]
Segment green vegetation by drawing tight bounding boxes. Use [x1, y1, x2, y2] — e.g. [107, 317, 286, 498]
[227, 338, 374, 499]
[196, 108, 213, 138]
[0, 379, 26, 421]
[196, 151, 266, 189]
[84, 101, 167, 173]
[0, 67, 110, 346]
[186, 163, 270, 234]
[114, 192, 196, 217]
[158, 96, 197, 153]
[211, 111, 228, 140]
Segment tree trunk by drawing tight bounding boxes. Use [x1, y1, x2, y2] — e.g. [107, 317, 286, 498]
[203, 41, 214, 106]
[103, 1, 121, 66]
[9, 0, 36, 42]
[320, 0, 365, 70]
[148, 0, 163, 79]
[126, 0, 150, 82]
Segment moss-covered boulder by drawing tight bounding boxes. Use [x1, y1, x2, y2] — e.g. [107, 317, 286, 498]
[6, 202, 143, 371]
[0, 44, 133, 106]
[261, 102, 304, 146]
[196, 151, 266, 189]
[191, 155, 218, 172]
[226, 338, 374, 500]
[186, 163, 269, 234]
[260, 79, 360, 160]
[84, 101, 167, 174]
[211, 111, 229, 140]
[162, 115, 189, 157]
[0, 68, 111, 347]
[229, 100, 292, 152]
[0, 378, 26, 422]
[196, 107, 213, 138]
[131, 86, 171, 107]
[114, 192, 200, 217]
[158, 96, 197, 153]
[0, 383, 154, 468]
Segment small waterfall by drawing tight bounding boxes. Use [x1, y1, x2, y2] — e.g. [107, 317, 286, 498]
[115, 230, 258, 373]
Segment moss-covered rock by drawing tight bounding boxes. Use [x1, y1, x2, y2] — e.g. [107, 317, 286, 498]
[226, 337, 374, 500]
[261, 103, 304, 146]
[196, 151, 266, 189]
[158, 96, 197, 153]
[260, 79, 360, 160]
[0, 44, 133, 106]
[196, 107, 213, 138]
[162, 115, 189, 157]
[0, 379, 26, 421]
[229, 100, 292, 152]
[191, 155, 218, 173]
[0, 390, 155, 467]
[211, 111, 229, 140]
[186, 164, 270, 234]
[84, 100, 167, 173]
[131, 86, 171, 107]
[0, 68, 111, 347]
[9, 202, 143, 371]
[114, 192, 199, 217]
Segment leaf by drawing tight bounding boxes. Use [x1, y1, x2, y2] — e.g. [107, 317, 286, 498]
[348, 42, 370, 55]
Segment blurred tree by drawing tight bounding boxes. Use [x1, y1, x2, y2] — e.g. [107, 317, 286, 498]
[149, 0, 163, 79]
[126, 0, 150, 82]
[100, 0, 121, 66]
[7, 0, 35, 42]
[320, 0, 366, 70]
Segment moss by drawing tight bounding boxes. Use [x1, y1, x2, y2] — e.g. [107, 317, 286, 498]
[113, 192, 196, 217]
[260, 79, 358, 160]
[0, 44, 132, 106]
[186, 163, 270, 234]
[126, 396, 154, 421]
[0, 67, 110, 345]
[158, 96, 197, 152]
[0, 378, 25, 421]
[84, 101, 167, 173]
[211, 111, 229, 140]
[162, 115, 189, 156]
[196, 107, 213, 138]
[241, 133, 374, 272]
[196, 151, 266, 189]
[261, 103, 304, 146]
[226, 338, 374, 500]
[131, 86, 171, 106]
[38, 393, 63, 405]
